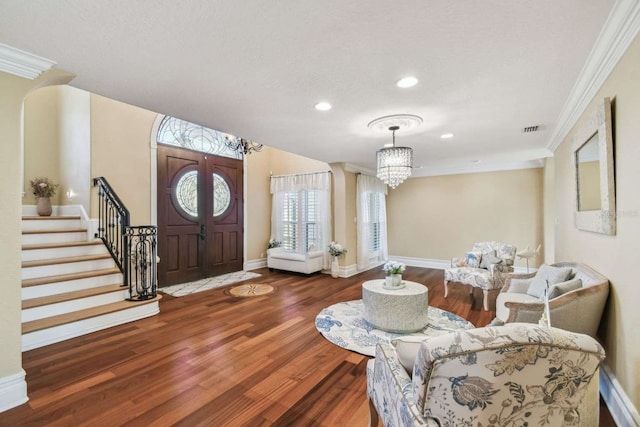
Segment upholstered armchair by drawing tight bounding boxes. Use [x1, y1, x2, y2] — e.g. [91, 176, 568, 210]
[491, 262, 609, 337]
[444, 241, 517, 310]
[367, 323, 605, 427]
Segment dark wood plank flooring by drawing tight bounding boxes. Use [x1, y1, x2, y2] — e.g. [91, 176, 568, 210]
[3, 267, 615, 426]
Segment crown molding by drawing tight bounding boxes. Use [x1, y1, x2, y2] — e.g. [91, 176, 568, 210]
[411, 159, 545, 178]
[0, 43, 56, 80]
[546, 0, 640, 152]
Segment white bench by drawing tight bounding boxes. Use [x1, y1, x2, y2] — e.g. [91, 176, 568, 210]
[267, 247, 324, 274]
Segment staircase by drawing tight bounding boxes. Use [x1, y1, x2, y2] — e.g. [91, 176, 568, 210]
[21, 215, 161, 351]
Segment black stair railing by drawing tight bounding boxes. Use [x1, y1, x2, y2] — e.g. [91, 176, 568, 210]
[94, 177, 157, 301]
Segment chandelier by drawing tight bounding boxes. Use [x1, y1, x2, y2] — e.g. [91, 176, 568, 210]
[224, 136, 264, 155]
[376, 125, 413, 188]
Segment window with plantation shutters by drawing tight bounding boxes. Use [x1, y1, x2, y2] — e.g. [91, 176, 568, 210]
[356, 174, 388, 270]
[270, 172, 331, 263]
[368, 192, 382, 252]
[280, 189, 320, 252]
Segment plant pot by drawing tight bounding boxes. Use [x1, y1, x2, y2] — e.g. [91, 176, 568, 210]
[331, 256, 339, 278]
[36, 197, 52, 216]
[385, 274, 403, 288]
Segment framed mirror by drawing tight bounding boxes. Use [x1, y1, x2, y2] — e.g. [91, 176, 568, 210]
[572, 97, 615, 235]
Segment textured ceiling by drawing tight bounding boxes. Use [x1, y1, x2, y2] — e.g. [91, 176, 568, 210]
[0, 0, 616, 175]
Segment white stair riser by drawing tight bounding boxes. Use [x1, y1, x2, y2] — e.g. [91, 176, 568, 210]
[22, 232, 88, 245]
[22, 290, 130, 322]
[22, 302, 159, 351]
[22, 244, 108, 262]
[22, 258, 116, 280]
[22, 274, 123, 299]
[21, 219, 82, 231]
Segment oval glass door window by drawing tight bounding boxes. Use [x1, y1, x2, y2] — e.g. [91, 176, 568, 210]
[213, 173, 231, 217]
[176, 170, 198, 217]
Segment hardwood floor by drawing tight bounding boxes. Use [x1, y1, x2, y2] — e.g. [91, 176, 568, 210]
[3, 267, 614, 426]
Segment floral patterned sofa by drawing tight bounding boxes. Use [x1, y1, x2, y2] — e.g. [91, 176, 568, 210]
[444, 241, 517, 311]
[367, 323, 605, 427]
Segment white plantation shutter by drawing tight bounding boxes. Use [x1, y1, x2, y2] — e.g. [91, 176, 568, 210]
[357, 174, 388, 270]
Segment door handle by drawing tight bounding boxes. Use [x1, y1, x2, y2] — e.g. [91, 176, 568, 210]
[199, 224, 207, 240]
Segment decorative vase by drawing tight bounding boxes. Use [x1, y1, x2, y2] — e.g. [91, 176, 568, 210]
[331, 256, 339, 278]
[385, 274, 403, 288]
[36, 197, 52, 216]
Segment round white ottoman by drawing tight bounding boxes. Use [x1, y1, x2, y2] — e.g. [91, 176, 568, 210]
[362, 279, 429, 333]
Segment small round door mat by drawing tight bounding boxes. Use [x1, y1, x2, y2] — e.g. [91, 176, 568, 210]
[227, 283, 275, 298]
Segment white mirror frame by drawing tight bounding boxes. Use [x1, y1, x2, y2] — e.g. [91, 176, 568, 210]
[571, 97, 615, 235]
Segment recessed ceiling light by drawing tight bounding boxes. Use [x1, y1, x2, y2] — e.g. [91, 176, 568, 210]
[396, 76, 418, 88]
[440, 133, 454, 139]
[314, 101, 332, 111]
[472, 159, 482, 164]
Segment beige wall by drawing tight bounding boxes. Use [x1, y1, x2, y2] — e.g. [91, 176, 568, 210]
[90, 94, 156, 225]
[542, 158, 555, 263]
[328, 164, 357, 267]
[387, 168, 544, 268]
[23, 86, 91, 211]
[59, 87, 91, 212]
[551, 34, 640, 409]
[387, 169, 543, 266]
[23, 86, 62, 205]
[0, 68, 73, 406]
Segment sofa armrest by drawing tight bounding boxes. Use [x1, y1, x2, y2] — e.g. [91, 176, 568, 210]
[267, 247, 284, 256]
[500, 271, 536, 292]
[503, 300, 544, 323]
[371, 344, 430, 426]
[307, 250, 324, 259]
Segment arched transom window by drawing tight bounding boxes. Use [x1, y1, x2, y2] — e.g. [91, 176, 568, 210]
[156, 116, 242, 160]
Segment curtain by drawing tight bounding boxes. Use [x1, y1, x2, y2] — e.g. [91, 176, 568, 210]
[357, 174, 388, 270]
[270, 171, 332, 268]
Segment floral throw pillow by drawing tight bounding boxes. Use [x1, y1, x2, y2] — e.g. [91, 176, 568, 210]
[464, 251, 483, 268]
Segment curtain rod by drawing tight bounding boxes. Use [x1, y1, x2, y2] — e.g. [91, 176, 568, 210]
[270, 170, 332, 179]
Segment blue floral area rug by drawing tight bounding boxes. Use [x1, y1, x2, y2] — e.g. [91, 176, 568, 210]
[315, 300, 474, 356]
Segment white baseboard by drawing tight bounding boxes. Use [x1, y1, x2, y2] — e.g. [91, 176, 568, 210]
[600, 363, 640, 427]
[390, 255, 533, 274]
[340, 263, 359, 278]
[0, 370, 28, 413]
[391, 256, 451, 270]
[244, 258, 267, 271]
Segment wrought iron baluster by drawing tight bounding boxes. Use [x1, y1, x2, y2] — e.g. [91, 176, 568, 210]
[94, 177, 156, 300]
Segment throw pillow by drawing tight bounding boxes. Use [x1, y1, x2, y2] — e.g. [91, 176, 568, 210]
[464, 251, 483, 268]
[391, 335, 427, 375]
[480, 254, 503, 270]
[548, 278, 582, 299]
[526, 264, 573, 299]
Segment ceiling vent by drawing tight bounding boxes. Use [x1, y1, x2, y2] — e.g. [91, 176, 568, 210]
[523, 125, 540, 133]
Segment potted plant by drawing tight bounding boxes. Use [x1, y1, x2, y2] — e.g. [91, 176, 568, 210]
[327, 241, 347, 278]
[30, 177, 59, 216]
[382, 261, 406, 288]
